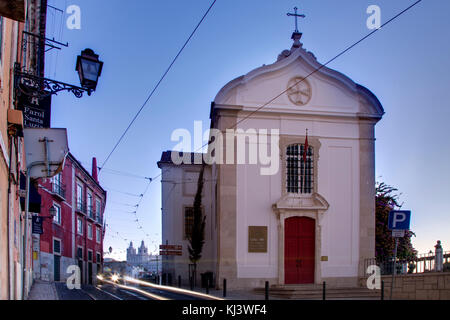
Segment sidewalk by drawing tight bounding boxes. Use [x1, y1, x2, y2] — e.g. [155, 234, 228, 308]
[27, 280, 59, 300]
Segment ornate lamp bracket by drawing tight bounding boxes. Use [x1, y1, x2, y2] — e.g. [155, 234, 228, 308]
[14, 63, 92, 99]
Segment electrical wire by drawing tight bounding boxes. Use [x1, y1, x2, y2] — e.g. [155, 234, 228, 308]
[99, 0, 218, 172]
[101, 0, 423, 185]
[99, 167, 152, 180]
[102, 0, 423, 257]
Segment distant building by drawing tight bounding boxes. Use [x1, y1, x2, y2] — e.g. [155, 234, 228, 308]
[126, 241, 161, 275]
[33, 154, 107, 285]
[127, 241, 151, 265]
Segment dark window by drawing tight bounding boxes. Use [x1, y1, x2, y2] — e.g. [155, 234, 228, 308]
[88, 251, 93, 261]
[53, 239, 61, 254]
[77, 247, 83, 260]
[184, 207, 194, 239]
[286, 144, 314, 194]
[96, 253, 101, 263]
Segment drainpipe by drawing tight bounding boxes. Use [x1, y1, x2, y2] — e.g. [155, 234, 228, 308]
[23, 165, 33, 299]
[23, 173, 31, 299]
[6, 135, 15, 300]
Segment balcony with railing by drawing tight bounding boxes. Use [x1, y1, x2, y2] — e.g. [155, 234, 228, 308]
[87, 205, 95, 220]
[76, 200, 86, 214]
[95, 210, 103, 225]
[51, 182, 66, 200]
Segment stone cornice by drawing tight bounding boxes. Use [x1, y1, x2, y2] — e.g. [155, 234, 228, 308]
[272, 192, 329, 214]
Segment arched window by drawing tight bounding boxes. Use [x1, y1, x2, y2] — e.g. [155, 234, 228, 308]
[286, 144, 314, 194]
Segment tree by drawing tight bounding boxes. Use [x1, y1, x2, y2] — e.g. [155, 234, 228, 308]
[375, 182, 417, 262]
[187, 164, 206, 285]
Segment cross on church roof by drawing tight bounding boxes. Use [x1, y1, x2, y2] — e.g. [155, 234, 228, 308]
[287, 6, 306, 33]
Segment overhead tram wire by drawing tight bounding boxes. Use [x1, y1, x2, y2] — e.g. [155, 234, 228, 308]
[230, 0, 423, 131]
[99, 167, 153, 181]
[98, 0, 218, 173]
[107, 200, 139, 207]
[74, 161, 155, 236]
[99, 0, 423, 185]
[187, 0, 424, 156]
[130, 178, 154, 238]
[104, 0, 422, 243]
[106, 175, 156, 240]
[103, 173, 158, 239]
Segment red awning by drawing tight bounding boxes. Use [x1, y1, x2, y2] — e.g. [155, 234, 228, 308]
[0, 0, 25, 22]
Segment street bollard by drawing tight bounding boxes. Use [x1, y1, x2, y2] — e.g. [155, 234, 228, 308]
[178, 275, 181, 288]
[322, 281, 326, 300]
[265, 281, 269, 300]
[223, 279, 227, 298]
[381, 280, 384, 300]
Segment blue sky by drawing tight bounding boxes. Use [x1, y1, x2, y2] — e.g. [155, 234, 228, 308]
[45, 0, 450, 260]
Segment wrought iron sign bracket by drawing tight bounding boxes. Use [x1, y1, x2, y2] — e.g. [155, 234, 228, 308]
[14, 63, 92, 99]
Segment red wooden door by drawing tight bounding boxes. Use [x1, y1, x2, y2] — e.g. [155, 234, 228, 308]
[285, 217, 315, 284]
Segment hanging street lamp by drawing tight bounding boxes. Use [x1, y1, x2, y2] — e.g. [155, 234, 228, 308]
[14, 48, 103, 98]
[75, 48, 104, 93]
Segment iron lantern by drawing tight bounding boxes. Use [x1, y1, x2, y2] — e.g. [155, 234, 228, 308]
[75, 48, 103, 93]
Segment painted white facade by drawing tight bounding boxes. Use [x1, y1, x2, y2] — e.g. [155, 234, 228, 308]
[159, 32, 383, 289]
[158, 159, 217, 285]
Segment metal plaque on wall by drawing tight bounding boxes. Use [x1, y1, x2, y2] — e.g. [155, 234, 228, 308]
[32, 216, 43, 234]
[17, 89, 51, 128]
[248, 226, 268, 253]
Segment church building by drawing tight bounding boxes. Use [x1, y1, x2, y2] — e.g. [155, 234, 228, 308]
[126, 241, 151, 266]
[158, 15, 384, 289]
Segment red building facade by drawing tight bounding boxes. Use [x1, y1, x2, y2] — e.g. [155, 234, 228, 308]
[33, 153, 106, 284]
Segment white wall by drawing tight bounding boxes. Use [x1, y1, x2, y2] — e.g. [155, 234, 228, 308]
[234, 116, 361, 279]
[161, 163, 216, 284]
[212, 44, 381, 283]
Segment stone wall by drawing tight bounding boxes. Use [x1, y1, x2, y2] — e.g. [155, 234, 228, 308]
[360, 272, 450, 300]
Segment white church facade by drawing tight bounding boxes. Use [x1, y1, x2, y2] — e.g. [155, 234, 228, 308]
[126, 240, 151, 265]
[158, 29, 384, 289]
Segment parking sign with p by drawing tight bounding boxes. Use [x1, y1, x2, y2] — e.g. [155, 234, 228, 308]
[388, 210, 411, 230]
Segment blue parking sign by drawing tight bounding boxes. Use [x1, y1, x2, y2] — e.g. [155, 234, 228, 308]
[388, 210, 411, 230]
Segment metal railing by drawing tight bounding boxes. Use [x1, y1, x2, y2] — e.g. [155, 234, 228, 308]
[52, 182, 66, 199]
[76, 201, 86, 214]
[363, 251, 450, 276]
[87, 205, 95, 219]
[96, 211, 102, 224]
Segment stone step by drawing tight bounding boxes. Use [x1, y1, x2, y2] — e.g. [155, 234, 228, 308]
[254, 286, 381, 299]
[257, 287, 380, 293]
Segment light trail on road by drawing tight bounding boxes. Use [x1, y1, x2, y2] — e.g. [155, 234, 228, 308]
[123, 276, 223, 300]
[101, 278, 169, 300]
